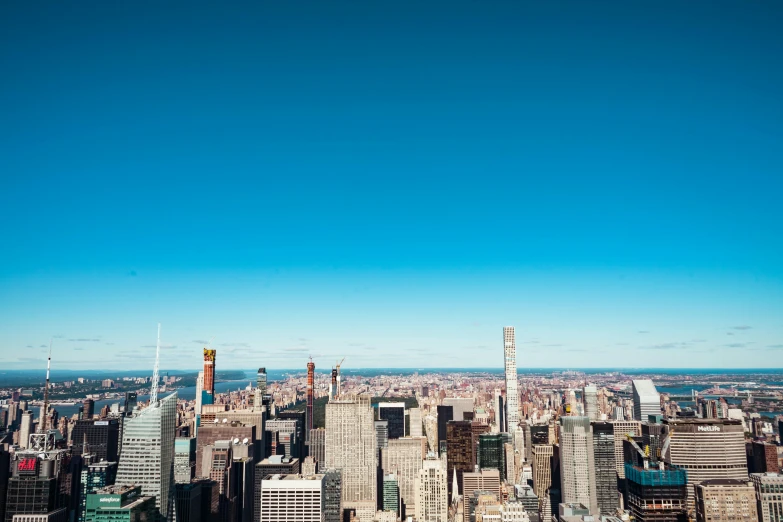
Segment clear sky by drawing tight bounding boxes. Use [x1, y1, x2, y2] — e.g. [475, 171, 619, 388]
[1, 1, 782, 371]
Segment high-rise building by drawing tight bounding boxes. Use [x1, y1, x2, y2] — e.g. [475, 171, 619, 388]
[381, 437, 426, 514]
[694, 479, 757, 522]
[503, 326, 520, 433]
[257, 471, 341, 522]
[663, 418, 747, 513]
[415, 459, 448, 522]
[174, 482, 203, 522]
[255, 456, 300, 476]
[750, 472, 783, 522]
[5, 453, 61, 522]
[531, 444, 554, 521]
[623, 461, 688, 522]
[196, 422, 256, 476]
[443, 398, 474, 423]
[436, 406, 453, 455]
[0, 449, 10, 522]
[19, 412, 33, 449]
[446, 421, 474, 497]
[84, 485, 155, 522]
[382, 474, 399, 513]
[202, 349, 216, 407]
[306, 359, 315, 444]
[115, 392, 177, 522]
[82, 399, 95, 420]
[409, 408, 423, 437]
[559, 417, 597, 514]
[325, 395, 377, 505]
[265, 419, 299, 460]
[275, 411, 305, 459]
[199, 410, 265, 464]
[612, 420, 642, 479]
[632, 380, 660, 422]
[77, 461, 117, 522]
[592, 422, 617, 515]
[750, 441, 780, 474]
[461, 469, 500, 522]
[378, 403, 405, 440]
[71, 419, 120, 463]
[584, 385, 599, 421]
[478, 433, 510, 481]
[307, 428, 325, 471]
[174, 438, 196, 484]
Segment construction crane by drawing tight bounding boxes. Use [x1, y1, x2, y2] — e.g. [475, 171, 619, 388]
[336, 357, 346, 397]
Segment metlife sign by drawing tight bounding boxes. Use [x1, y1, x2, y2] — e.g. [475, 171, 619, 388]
[697, 425, 721, 432]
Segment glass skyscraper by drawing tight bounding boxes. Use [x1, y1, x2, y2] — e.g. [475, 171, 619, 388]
[115, 393, 177, 522]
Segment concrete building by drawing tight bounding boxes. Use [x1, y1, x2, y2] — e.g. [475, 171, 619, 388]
[611, 420, 641, 479]
[694, 479, 757, 522]
[531, 445, 554, 522]
[115, 392, 177, 522]
[195, 422, 256, 476]
[306, 428, 325, 471]
[325, 395, 377, 505]
[443, 398, 474, 424]
[381, 437, 426, 514]
[409, 408, 423, 437]
[503, 327, 520, 433]
[255, 456, 300, 476]
[257, 471, 341, 522]
[632, 380, 660, 422]
[559, 417, 597, 514]
[415, 459, 448, 522]
[583, 385, 599, 422]
[461, 469, 500, 522]
[663, 418, 747, 512]
[751, 472, 783, 522]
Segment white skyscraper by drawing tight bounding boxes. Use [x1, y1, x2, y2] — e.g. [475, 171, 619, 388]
[409, 408, 423, 437]
[559, 416, 598, 514]
[116, 392, 177, 521]
[325, 394, 377, 505]
[503, 326, 520, 433]
[415, 458, 448, 522]
[584, 385, 599, 421]
[632, 379, 661, 421]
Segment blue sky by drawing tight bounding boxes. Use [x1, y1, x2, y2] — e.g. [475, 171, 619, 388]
[1, 1, 782, 371]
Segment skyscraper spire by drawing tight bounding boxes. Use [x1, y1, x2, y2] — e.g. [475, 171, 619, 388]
[150, 323, 161, 406]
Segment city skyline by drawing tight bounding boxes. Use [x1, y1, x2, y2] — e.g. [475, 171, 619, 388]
[2, 1, 782, 370]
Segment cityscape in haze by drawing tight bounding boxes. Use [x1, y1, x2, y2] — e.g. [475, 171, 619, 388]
[1, 1, 782, 522]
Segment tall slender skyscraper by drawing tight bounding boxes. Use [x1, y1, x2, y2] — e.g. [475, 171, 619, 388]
[503, 327, 519, 433]
[115, 393, 177, 522]
[306, 358, 315, 443]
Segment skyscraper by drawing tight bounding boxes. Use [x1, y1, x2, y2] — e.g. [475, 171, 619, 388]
[624, 461, 688, 522]
[750, 472, 783, 522]
[436, 406, 453, 455]
[306, 358, 315, 444]
[503, 326, 520, 433]
[446, 421, 474, 497]
[115, 392, 177, 522]
[202, 349, 216, 407]
[256, 472, 341, 522]
[584, 385, 599, 421]
[612, 420, 642, 479]
[382, 473, 399, 513]
[478, 433, 510, 481]
[632, 380, 661, 421]
[415, 459, 448, 522]
[381, 437, 427, 514]
[71, 419, 120, 463]
[559, 416, 598, 514]
[591, 422, 617, 515]
[663, 418, 747, 513]
[409, 408, 423, 437]
[694, 480, 757, 522]
[77, 461, 118, 522]
[461, 469, 500, 522]
[378, 403, 406, 440]
[325, 395, 377, 505]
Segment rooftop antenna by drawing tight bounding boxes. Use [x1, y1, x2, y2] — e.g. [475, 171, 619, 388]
[150, 323, 161, 406]
[41, 339, 52, 433]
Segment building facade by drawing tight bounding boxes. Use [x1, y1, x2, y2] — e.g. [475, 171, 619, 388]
[750, 473, 783, 522]
[632, 380, 660, 422]
[415, 459, 448, 522]
[694, 479, 757, 522]
[503, 327, 520, 433]
[559, 417, 597, 514]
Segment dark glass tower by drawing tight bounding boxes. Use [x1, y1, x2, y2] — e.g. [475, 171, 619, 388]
[436, 405, 453, 455]
[446, 420, 473, 497]
[378, 404, 405, 440]
[478, 433, 510, 481]
[71, 419, 120, 463]
[592, 421, 617, 515]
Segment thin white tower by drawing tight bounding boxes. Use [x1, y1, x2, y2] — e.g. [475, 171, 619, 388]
[150, 322, 161, 405]
[503, 326, 520, 433]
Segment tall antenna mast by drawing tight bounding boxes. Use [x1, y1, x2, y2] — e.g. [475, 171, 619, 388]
[150, 323, 161, 406]
[41, 339, 52, 433]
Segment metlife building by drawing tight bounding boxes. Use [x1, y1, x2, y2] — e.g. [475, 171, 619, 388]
[85, 485, 155, 522]
[662, 418, 747, 512]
